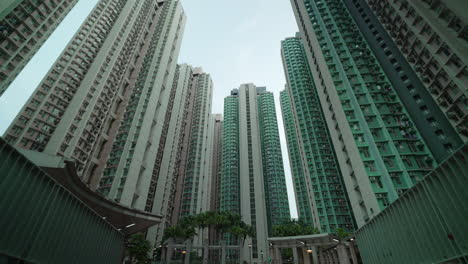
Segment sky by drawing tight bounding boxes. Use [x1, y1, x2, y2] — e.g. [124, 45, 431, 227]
[0, 0, 300, 218]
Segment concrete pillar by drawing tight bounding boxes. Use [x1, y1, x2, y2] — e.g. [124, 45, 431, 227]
[337, 244, 350, 264]
[333, 249, 339, 264]
[326, 251, 333, 264]
[203, 243, 209, 264]
[160, 246, 166, 264]
[184, 240, 192, 264]
[348, 242, 358, 264]
[221, 240, 226, 264]
[292, 247, 300, 264]
[274, 247, 281, 264]
[302, 248, 311, 264]
[312, 246, 319, 264]
[166, 242, 174, 263]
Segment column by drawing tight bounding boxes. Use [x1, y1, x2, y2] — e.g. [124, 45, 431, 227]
[349, 242, 358, 264]
[302, 248, 311, 264]
[292, 247, 300, 264]
[337, 244, 350, 264]
[184, 240, 192, 264]
[166, 240, 174, 263]
[274, 247, 282, 264]
[221, 240, 226, 264]
[312, 246, 319, 264]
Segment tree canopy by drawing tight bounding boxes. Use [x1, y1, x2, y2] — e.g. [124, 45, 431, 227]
[162, 211, 254, 243]
[127, 233, 152, 263]
[272, 220, 319, 237]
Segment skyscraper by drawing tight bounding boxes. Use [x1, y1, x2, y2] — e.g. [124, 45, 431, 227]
[145, 63, 196, 246]
[96, 0, 185, 207]
[343, 0, 465, 162]
[208, 114, 223, 247]
[220, 84, 290, 263]
[280, 35, 355, 233]
[138, 64, 218, 248]
[179, 68, 213, 218]
[0, 0, 79, 95]
[364, 0, 467, 144]
[290, 0, 436, 227]
[4, 0, 186, 191]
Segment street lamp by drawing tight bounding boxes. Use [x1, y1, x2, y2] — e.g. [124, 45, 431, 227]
[248, 244, 252, 264]
[181, 249, 187, 263]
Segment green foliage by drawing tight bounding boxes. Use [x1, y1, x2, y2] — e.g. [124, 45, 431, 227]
[162, 211, 254, 244]
[335, 228, 350, 239]
[127, 233, 151, 263]
[272, 219, 319, 237]
[162, 224, 196, 242]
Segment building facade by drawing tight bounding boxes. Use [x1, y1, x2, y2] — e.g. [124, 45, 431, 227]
[290, 0, 436, 227]
[0, 0, 79, 95]
[208, 114, 223, 247]
[280, 35, 355, 233]
[96, 0, 185, 208]
[4, 0, 186, 192]
[220, 84, 290, 263]
[343, 0, 464, 163]
[179, 68, 214, 218]
[145, 63, 195, 246]
[364, 0, 467, 144]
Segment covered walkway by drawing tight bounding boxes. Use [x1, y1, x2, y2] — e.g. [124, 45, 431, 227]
[268, 234, 359, 264]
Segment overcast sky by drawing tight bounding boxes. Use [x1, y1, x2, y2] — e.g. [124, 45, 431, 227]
[0, 0, 299, 218]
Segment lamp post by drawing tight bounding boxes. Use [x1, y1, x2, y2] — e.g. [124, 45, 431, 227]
[248, 244, 252, 264]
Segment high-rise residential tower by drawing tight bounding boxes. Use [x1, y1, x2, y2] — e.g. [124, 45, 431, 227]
[4, 0, 186, 192]
[138, 64, 218, 248]
[363, 0, 467, 144]
[290, 0, 436, 227]
[179, 68, 213, 218]
[342, 0, 465, 162]
[0, 0, 79, 95]
[96, 0, 185, 207]
[208, 114, 223, 246]
[144, 63, 196, 246]
[220, 84, 290, 263]
[280, 35, 355, 233]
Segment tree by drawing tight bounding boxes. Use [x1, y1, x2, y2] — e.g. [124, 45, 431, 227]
[162, 212, 254, 263]
[127, 233, 152, 264]
[272, 219, 319, 237]
[335, 228, 350, 239]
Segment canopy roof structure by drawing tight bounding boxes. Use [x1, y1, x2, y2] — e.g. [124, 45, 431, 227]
[268, 233, 343, 249]
[19, 149, 162, 236]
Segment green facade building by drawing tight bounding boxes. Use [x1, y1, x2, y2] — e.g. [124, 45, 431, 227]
[365, 0, 468, 144]
[342, 0, 464, 163]
[0, 0, 79, 95]
[280, 89, 312, 224]
[220, 84, 290, 263]
[290, 0, 436, 227]
[280, 35, 355, 233]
